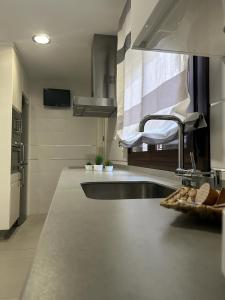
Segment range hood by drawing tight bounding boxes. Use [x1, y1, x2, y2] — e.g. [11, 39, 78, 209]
[73, 34, 117, 117]
[133, 0, 225, 57]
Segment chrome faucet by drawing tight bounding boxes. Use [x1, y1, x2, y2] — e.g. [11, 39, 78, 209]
[176, 152, 223, 189]
[139, 114, 185, 170]
[139, 115, 223, 188]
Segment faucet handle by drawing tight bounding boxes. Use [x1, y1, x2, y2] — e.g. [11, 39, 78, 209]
[190, 152, 196, 171]
[175, 168, 189, 176]
[212, 169, 223, 189]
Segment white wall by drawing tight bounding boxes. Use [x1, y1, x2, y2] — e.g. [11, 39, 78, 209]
[105, 117, 127, 164]
[210, 57, 225, 170]
[28, 80, 99, 214]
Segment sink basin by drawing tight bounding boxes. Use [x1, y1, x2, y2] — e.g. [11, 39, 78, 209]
[81, 181, 175, 200]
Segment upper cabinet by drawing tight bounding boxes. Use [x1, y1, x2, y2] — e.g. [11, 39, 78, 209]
[131, 0, 159, 47]
[12, 50, 23, 112]
[131, 0, 225, 57]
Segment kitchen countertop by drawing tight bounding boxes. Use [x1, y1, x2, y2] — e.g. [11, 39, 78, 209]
[21, 167, 225, 300]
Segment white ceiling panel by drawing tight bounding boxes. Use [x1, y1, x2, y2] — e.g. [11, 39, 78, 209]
[0, 0, 125, 81]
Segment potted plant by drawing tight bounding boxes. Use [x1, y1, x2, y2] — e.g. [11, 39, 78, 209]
[94, 155, 103, 171]
[85, 162, 93, 171]
[104, 160, 113, 172]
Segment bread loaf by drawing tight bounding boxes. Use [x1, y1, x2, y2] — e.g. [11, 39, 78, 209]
[216, 188, 225, 206]
[195, 183, 219, 206]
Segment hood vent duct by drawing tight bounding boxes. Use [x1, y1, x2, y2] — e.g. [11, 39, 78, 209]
[73, 34, 117, 117]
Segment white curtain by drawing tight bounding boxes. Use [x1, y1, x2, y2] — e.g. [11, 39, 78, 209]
[117, 1, 190, 147]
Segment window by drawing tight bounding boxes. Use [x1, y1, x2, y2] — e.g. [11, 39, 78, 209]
[117, 51, 190, 147]
[127, 57, 210, 172]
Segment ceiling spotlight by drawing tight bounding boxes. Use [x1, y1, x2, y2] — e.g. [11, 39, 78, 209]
[32, 34, 51, 45]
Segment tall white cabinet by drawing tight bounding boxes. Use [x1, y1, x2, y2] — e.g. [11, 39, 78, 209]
[0, 45, 29, 230]
[12, 50, 23, 112]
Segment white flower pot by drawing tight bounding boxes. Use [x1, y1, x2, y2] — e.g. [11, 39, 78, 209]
[104, 166, 113, 172]
[85, 165, 93, 171]
[94, 164, 103, 171]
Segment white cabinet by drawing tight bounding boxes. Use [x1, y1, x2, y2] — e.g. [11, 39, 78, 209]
[131, 0, 159, 46]
[0, 45, 28, 230]
[131, 0, 225, 57]
[10, 173, 20, 227]
[12, 50, 23, 112]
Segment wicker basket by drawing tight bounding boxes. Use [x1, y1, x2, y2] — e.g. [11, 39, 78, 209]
[160, 186, 225, 219]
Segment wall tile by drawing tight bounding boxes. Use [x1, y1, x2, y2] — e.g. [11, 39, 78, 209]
[28, 82, 98, 215]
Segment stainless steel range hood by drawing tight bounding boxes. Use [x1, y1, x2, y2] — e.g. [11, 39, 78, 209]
[73, 97, 116, 117]
[73, 34, 117, 117]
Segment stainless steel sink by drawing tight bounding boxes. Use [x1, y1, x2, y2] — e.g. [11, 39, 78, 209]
[81, 181, 175, 200]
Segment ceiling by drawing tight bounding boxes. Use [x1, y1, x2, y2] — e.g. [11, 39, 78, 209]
[0, 0, 125, 83]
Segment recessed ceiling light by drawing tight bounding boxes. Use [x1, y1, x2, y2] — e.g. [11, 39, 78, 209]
[32, 34, 51, 45]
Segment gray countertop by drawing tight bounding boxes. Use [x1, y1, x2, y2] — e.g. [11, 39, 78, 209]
[21, 167, 225, 300]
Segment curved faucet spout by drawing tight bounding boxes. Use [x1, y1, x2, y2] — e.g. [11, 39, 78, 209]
[139, 114, 184, 132]
[139, 114, 184, 170]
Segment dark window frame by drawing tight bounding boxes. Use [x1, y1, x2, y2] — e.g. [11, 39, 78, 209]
[128, 56, 210, 172]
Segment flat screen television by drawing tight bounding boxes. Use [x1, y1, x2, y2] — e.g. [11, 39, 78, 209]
[43, 88, 71, 107]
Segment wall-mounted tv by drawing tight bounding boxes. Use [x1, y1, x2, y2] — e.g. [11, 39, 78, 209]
[43, 88, 71, 107]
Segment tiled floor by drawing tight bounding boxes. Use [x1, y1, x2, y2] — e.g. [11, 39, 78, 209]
[0, 215, 46, 300]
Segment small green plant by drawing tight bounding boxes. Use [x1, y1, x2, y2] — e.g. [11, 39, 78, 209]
[104, 160, 113, 167]
[86, 162, 92, 165]
[95, 155, 103, 165]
